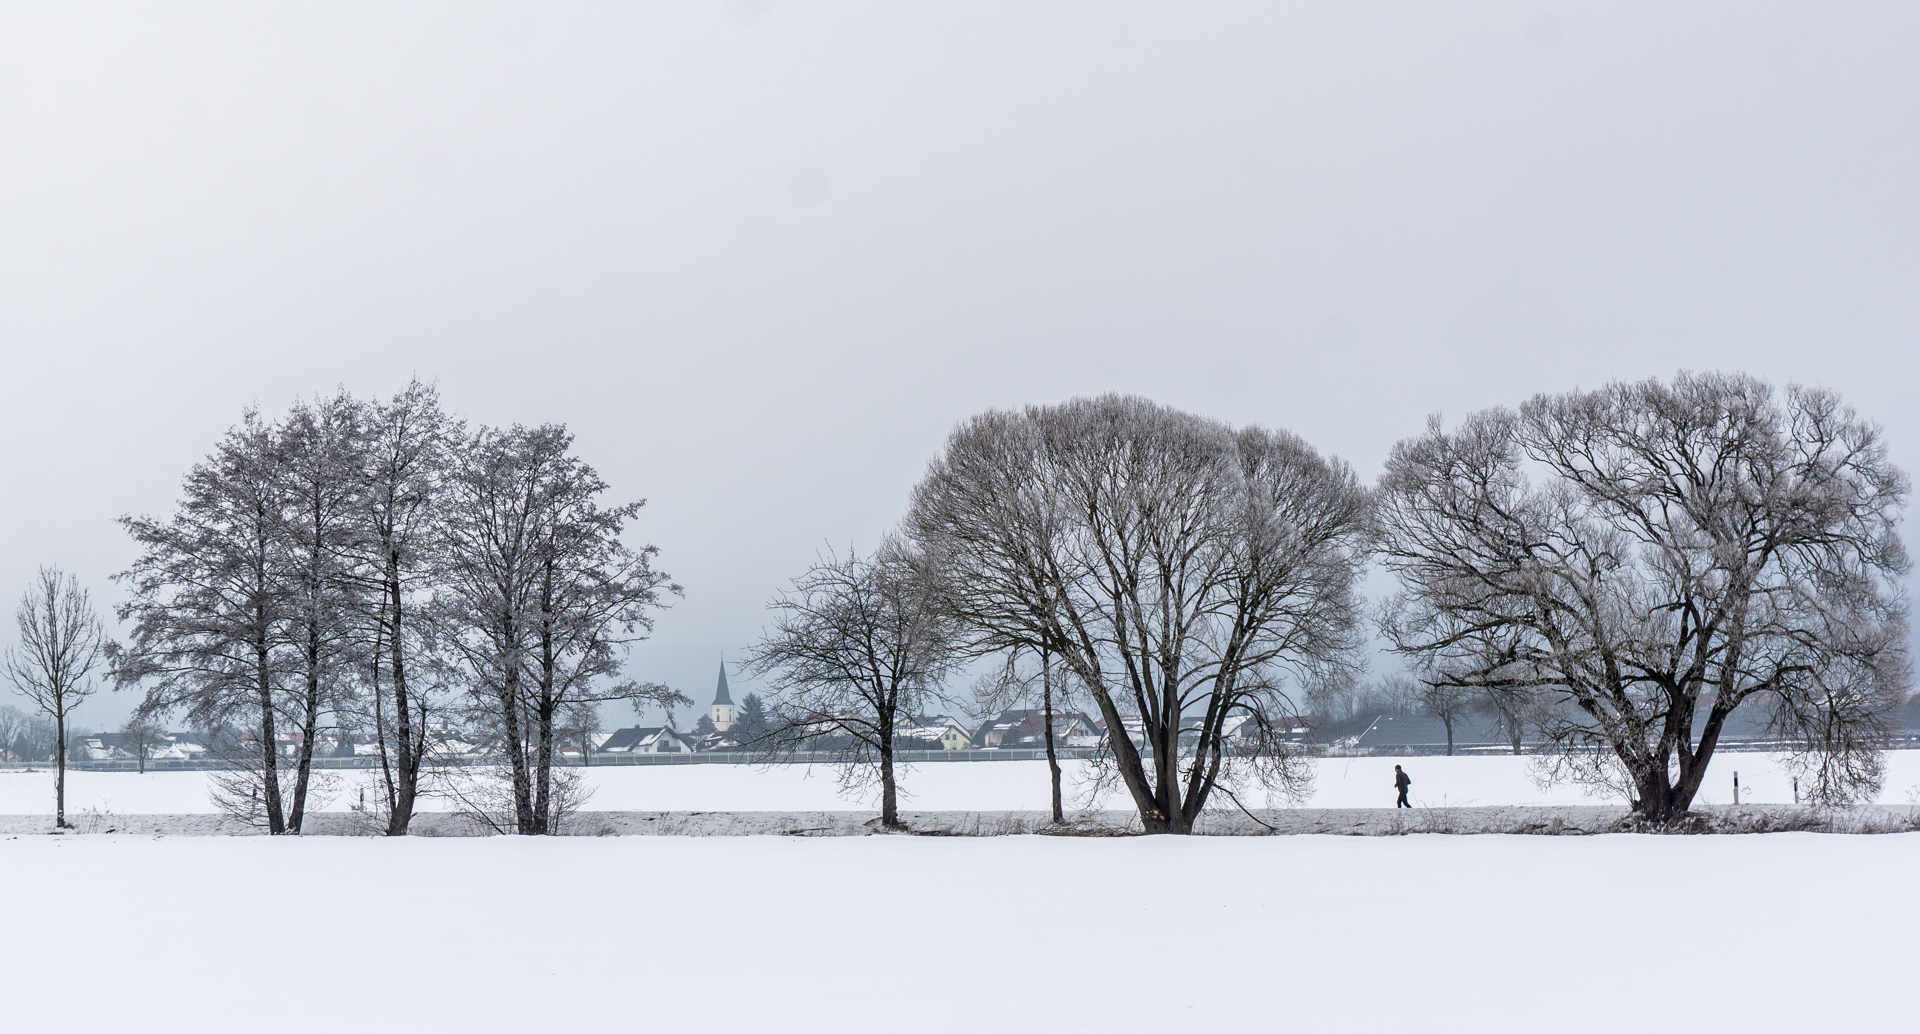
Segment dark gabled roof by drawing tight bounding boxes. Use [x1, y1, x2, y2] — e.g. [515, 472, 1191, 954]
[713, 663, 733, 707]
[598, 727, 660, 752]
[598, 728, 642, 752]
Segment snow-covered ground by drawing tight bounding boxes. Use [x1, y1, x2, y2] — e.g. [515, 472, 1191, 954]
[5, 750, 1920, 817]
[2, 832, 1912, 1032]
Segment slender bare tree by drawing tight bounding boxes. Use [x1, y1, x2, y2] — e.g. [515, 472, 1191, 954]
[433, 423, 549, 832]
[115, 412, 298, 833]
[1374, 372, 1911, 822]
[522, 433, 683, 832]
[745, 540, 957, 829]
[347, 381, 456, 835]
[435, 422, 684, 834]
[908, 396, 1368, 834]
[973, 647, 1082, 823]
[1474, 682, 1548, 756]
[273, 391, 365, 833]
[5, 567, 109, 828]
[1404, 673, 1473, 756]
[558, 698, 602, 767]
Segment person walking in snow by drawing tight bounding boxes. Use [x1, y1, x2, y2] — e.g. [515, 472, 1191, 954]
[1393, 765, 1412, 808]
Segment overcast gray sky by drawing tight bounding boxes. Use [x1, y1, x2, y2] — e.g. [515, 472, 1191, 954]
[2, 3, 1916, 731]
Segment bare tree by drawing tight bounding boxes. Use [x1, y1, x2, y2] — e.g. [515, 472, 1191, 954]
[744, 541, 957, 829]
[115, 412, 300, 833]
[1375, 373, 1911, 822]
[523, 428, 683, 831]
[0, 705, 54, 762]
[273, 391, 365, 833]
[433, 424, 548, 832]
[1474, 682, 1548, 756]
[4, 567, 109, 828]
[973, 647, 1081, 823]
[908, 396, 1368, 834]
[347, 381, 456, 835]
[557, 699, 603, 767]
[1403, 673, 1473, 756]
[435, 423, 685, 834]
[120, 714, 168, 773]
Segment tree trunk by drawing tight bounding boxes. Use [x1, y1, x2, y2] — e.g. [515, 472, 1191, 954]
[287, 625, 323, 833]
[1624, 702, 1727, 825]
[1444, 715, 1455, 756]
[1041, 652, 1063, 824]
[1633, 773, 1683, 824]
[54, 710, 67, 829]
[500, 659, 534, 834]
[386, 560, 419, 836]
[1630, 753, 1707, 825]
[879, 740, 900, 828]
[256, 642, 286, 835]
[1084, 685, 1172, 833]
[528, 593, 560, 836]
[530, 697, 555, 835]
[1156, 691, 1193, 834]
[372, 632, 398, 822]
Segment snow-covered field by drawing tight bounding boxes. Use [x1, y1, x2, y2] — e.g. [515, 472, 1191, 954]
[6, 750, 1920, 817]
[2, 831, 1912, 1032]
[6, 755, 1916, 1029]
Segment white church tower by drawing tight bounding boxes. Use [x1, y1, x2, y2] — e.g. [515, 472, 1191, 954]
[711, 662, 735, 732]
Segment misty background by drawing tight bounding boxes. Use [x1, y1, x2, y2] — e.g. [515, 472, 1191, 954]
[2, 2, 1915, 733]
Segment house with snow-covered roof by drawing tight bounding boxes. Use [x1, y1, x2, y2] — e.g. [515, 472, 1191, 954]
[597, 726, 696, 755]
[895, 715, 972, 750]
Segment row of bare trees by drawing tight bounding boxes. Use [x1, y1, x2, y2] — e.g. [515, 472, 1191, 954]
[109, 383, 684, 835]
[747, 374, 1910, 831]
[8, 371, 1902, 834]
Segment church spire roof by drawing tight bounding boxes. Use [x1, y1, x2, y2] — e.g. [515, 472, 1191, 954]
[713, 661, 733, 706]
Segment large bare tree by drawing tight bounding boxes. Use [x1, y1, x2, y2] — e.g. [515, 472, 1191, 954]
[744, 541, 957, 829]
[5, 567, 109, 828]
[1374, 373, 1911, 822]
[907, 395, 1369, 834]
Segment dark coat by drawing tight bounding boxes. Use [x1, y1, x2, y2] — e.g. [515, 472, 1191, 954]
[1394, 770, 1411, 789]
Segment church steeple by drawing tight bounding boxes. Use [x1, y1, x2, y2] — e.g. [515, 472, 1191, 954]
[711, 660, 735, 732]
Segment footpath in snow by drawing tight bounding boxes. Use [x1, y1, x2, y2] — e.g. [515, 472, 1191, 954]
[4, 750, 1920, 823]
